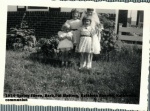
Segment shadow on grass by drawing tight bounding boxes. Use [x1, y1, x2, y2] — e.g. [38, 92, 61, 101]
[29, 51, 80, 68]
[29, 52, 60, 67]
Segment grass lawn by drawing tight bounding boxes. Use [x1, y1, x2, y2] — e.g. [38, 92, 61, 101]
[4, 45, 142, 104]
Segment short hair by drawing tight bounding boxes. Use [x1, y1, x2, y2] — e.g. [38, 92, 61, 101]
[82, 16, 92, 24]
[70, 8, 80, 19]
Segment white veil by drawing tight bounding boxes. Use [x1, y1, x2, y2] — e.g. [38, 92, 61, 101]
[92, 9, 100, 24]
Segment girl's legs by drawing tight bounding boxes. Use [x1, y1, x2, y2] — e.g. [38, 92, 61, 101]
[86, 53, 91, 69]
[61, 51, 65, 66]
[61, 48, 71, 67]
[79, 52, 86, 69]
[79, 53, 83, 69]
[83, 53, 86, 68]
[64, 50, 69, 66]
[90, 53, 93, 68]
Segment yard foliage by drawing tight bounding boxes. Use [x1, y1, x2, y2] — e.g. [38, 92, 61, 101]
[6, 20, 36, 50]
[99, 14, 120, 53]
[36, 36, 59, 59]
[4, 43, 142, 104]
[4, 13, 142, 104]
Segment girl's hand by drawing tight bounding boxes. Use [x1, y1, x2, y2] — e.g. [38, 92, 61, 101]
[61, 36, 67, 40]
[67, 37, 72, 41]
[59, 37, 64, 41]
[59, 38, 62, 41]
[97, 24, 104, 31]
[91, 29, 96, 37]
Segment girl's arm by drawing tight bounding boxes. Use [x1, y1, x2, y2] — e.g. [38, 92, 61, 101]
[64, 20, 69, 25]
[76, 29, 81, 51]
[66, 32, 73, 41]
[91, 28, 96, 52]
[58, 31, 66, 41]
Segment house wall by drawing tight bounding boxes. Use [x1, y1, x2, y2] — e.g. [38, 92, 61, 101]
[7, 7, 116, 39]
[7, 11, 71, 39]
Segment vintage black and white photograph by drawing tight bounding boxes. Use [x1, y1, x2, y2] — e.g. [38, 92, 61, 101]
[4, 5, 144, 105]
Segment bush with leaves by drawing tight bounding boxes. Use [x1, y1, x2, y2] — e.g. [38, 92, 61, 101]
[7, 20, 36, 50]
[98, 13, 122, 61]
[37, 35, 60, 59]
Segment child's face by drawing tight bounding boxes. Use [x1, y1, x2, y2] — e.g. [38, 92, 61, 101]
[72, 12, 79, 20]
[84, 19, 91, 26]
[87, 10, 93, 16]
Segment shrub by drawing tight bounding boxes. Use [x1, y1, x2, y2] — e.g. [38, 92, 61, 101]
[98, 14, 122, 61]
[99, 14, 119, 52]
[107, 43, 142, 63]
[6, 20, 36, 50]
[36, 35, 60, 59]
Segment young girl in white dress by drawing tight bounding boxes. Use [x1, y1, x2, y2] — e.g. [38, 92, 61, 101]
[77, 16, 96, 69]
[57, 23, 73, 66]
[80, 8, 103, 68]
[65, 9, 82, 51]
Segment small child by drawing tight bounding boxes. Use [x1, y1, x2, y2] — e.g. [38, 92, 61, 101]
[77, 16, 95, 69]
[57, 23, 73, 66]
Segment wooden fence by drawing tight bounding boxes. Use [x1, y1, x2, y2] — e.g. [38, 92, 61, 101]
[118, 23, 143, 43]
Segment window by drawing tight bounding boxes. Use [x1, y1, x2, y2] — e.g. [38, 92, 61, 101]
[49, 7, 61, 12]
[136, 11, 144, 28]
[28, 6, 48, 9]
[17, 6, 26, 11]
[26, 6, 49, 11]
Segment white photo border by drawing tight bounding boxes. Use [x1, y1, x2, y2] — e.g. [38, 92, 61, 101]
[0, 1, 149, 110]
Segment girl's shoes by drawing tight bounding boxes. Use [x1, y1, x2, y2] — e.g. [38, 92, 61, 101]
[79, 61, 86, 70]
[79, 67, 82, 70]
[79, 64, 83, 70]
[86, 62, 92, 69]
[83, 61, 86, 68]
[65, 62, 68, 67]
[61, 61, 69, 67]
[61, 61, 65, 67]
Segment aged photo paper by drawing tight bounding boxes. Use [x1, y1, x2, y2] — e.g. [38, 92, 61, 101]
[0, 1, 149, 110]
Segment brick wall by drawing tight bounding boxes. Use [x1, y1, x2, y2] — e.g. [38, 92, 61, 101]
[7, 11, 116, 39]
[7, 11, 71, 39]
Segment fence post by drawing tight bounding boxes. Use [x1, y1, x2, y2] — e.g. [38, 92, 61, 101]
[118, 23, 123, 40]
[115, 9, 119, 34]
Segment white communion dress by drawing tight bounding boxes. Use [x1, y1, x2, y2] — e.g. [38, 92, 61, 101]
[78, 26, 96, 53]
[57, 31, 73, 50]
